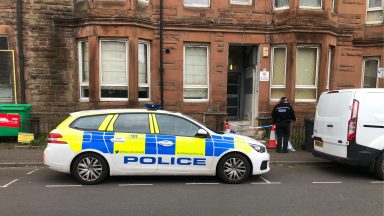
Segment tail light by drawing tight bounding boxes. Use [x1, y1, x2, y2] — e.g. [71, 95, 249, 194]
[48, 133, 67, 144]
[347, 99, 359, 142]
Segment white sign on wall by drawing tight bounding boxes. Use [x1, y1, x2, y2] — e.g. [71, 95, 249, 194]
[260, 70, 269, 82]
[378, 68, 384, 78]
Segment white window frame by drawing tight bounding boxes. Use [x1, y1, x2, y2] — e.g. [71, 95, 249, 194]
[230, 0, 252, 6]
[270, 45, 287, 102]
[362, 57, 380, 88]
[183, 44, 210, 102]
[138, 40, 151, 101]
[78, 40, 89, 102]
[299, 0, 322, 9]
[0, 36, 13, 103]
[99, 39, 129, 101]
[295, 45, 320, 103]
[273, 0, 290, 10]
[366, 0, 384, 24]
[331, 0, 336, 13]
[184, 0, 210, 8]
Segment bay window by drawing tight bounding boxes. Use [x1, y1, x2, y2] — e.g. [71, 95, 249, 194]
[184, 44, 209, 101]
[366, 0, 383, 24]
[299, 0, 322, 8]
[274, 0, 289, 10]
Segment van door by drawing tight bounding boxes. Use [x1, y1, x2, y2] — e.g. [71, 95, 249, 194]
[314, 91, 354, 158]
[355, 91, 384, 149]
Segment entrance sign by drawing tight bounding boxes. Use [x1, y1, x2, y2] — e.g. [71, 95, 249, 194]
[378, 68, 384, 78]
[260, 70, 269, 82]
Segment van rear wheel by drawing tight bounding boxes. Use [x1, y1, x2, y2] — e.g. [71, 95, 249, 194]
[375, 153, 384, 180]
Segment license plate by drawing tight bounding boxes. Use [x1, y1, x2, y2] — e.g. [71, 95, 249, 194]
[314, 140, 323, 148]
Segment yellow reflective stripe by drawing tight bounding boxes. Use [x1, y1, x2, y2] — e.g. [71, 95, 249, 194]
[234, 138, 253, 154]
[114, 133, 146, 154]
[152, 114, 159, 134]
[107, 114, 118, 131]
[149, 114, 155, 133]
[60, 128, 83, 153]
[175, 137, 205, 156]
[98, 115, 114, 131]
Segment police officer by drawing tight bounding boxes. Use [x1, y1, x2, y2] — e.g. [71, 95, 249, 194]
[271, 97, 296, 153]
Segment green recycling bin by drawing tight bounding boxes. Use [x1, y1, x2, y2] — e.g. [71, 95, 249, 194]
[0, 104, 32, 136]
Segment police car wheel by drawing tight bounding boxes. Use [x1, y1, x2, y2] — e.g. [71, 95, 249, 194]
[72, 153, 109, 185]
[375, 153, 384, 180]
[217, 153, 250, 184]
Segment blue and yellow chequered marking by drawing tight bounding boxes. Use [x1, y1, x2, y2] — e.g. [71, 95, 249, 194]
[69, 131, 251, 158]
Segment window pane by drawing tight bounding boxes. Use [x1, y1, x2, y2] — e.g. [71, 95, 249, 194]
[231, 0, 250, 4]
[184, 88, 208, 99]
[271, 89, 285, 100]
[81, 41, 89, 83]
[275, 0, 289, 8]
[184, 0, 209, 6]
[299, 0, 321, 7]
[101, 86, 128, 98]
[138, 87, 149, 99]
[138, 43, 148, 84]
[295, 89, 316, 100]
[364, 59, 378, 88]
[101, 41, 127, 84]
[367, 11, 383, 23]
[272, 47, 286, 85]
[185, 46, 208, 86]
[72, 115, 107, 131]
[0, 37, 8, 49]
[369, 0, 382, 8]
[296, 47, 317, 85]
[0, 48, 12, 101]
[114, 114, 150, 134]
[81, 86, 89, 98]
[156, 114, 200, 137]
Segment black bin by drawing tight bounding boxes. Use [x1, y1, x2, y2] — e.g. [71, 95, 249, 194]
[304, 118, 315, 152]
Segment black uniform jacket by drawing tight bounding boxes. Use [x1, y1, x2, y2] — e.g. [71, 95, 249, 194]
[271, 103, 296, 126]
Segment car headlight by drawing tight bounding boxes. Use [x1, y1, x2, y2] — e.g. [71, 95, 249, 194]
[249, 143, 266, 153]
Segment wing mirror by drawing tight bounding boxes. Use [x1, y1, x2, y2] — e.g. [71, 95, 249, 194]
[196, 129, 209, 138]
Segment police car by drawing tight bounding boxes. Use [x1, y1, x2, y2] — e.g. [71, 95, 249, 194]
[44, 107, 270, 184]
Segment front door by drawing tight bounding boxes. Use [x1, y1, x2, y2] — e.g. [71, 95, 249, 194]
[227, 73, 241, 119]
[109, 113, 157, 172]
[154, 114, 214, 174]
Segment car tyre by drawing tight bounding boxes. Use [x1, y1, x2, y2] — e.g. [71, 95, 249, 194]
[375, 153, 384, 180]
[217, 153, 251, 184]
[72, 153, 109, 185]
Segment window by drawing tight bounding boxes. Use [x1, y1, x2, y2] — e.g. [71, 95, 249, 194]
[295, 46, 319, 102]
[138, 0, 149, 3]
[362, 58, 380, 88]
[0, 37, 12, 102]
[270, 46, 287, 100]
[299, 0, 322, 8]
[156, 114, 200, 137]
[114, 114, 150, 133]
[184, 0, 210, 7]
[366, 0, 383, 24]
[230, 0, 251, 5]
[79, 41, 89, 100]
[184, 44, 209, 101]
[71, 115, 107, 131]
[331, 0, 336, 13]
[138, 41, 150, 100]
[274, 0, 289, 10]
[100, 40, 128, 100]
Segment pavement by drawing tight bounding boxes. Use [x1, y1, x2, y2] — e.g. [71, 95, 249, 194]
[0, 143, 330, 168]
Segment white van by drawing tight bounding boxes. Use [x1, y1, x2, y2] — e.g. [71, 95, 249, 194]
[313, 88, 384, 180]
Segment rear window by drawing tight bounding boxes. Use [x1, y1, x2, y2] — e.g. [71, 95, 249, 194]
[317, 91, 353, 117]
[113, 114, 150, 134]
[71, 115, 107, 131]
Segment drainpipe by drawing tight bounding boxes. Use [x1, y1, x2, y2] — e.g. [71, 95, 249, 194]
[17, 0, 26, 104]
[159, 0, 164, 109]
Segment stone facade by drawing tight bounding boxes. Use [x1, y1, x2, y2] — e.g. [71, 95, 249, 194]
[0, 0, 383, 130]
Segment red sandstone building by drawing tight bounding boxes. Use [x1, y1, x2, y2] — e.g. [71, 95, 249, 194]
[0, 0, 383, 131]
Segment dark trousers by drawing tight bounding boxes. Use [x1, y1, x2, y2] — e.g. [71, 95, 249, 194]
[276, 124, 290, 152]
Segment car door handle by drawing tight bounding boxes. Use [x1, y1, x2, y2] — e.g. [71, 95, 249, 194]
[110, 138, 126, 143]
[327, 124, 333, 128]
[157, 140, 174, 147]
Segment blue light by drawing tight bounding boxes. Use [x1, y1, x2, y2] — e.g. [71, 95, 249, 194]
[145, 104, 161, 110]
